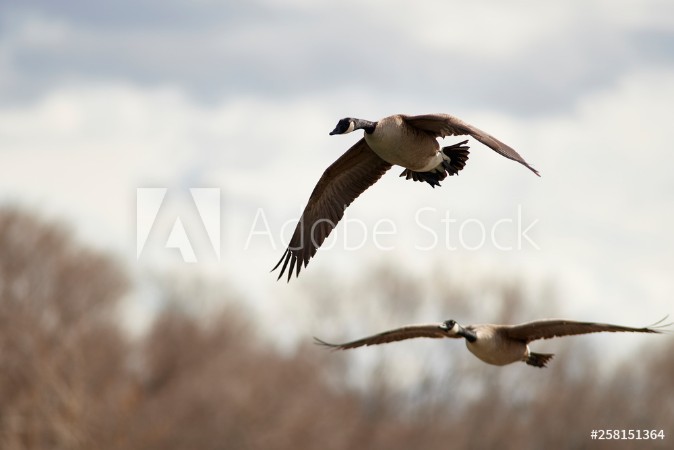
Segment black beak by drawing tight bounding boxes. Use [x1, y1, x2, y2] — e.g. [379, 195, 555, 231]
[329, 129, 338, 135]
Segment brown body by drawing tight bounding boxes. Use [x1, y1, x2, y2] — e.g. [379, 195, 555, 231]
[365, 115, 442, 171]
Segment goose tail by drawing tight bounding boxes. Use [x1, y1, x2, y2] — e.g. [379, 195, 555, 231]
[526, 352, 554, 368]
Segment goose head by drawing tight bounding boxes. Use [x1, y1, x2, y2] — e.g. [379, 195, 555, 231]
[329, 117, 377, 135]
[441, 319, 477, 342]
[330, 118, 356, 135]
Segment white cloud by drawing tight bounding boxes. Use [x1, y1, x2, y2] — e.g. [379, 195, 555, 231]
[597, 0, 674, 30]
[2, 0, 673, 117]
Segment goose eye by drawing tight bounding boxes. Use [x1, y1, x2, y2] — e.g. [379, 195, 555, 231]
[443, 320, 455, 329]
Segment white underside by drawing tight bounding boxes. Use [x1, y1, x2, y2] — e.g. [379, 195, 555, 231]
[364, 116, 440, 171]
[465, 329, 528, 366]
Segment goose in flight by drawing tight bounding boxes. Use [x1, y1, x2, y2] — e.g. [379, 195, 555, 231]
[273, 113, 539, 281]
[315, 317, 669, 368]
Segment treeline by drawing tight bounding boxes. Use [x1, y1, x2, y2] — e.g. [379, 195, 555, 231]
[0, 208, 671, 449]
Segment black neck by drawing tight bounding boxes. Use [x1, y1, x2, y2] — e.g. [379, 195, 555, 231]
[354, 119, 377, 134]
[460, 328, 477, 343]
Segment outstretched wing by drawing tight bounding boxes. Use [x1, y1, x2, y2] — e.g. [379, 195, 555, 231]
[273, 139, 392, 281]
[403, 113, 539, 176]
[314, 323, 455, 350]
[503, 317, 669, 343]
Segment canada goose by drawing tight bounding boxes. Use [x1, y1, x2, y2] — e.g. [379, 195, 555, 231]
[315, 317, 670, 368]
[273, 113, 539, 281]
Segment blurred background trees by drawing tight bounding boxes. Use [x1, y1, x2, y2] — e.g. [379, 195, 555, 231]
[0, 207, 671, 450]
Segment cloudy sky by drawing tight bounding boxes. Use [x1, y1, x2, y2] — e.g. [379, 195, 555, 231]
[1, 0, 673, 349]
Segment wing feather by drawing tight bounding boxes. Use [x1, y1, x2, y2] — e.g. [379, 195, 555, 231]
[273, 139, 391, 281]
[504, 318, 668, 343]
[314, 323, 455, 350]
[403, 113, 539, 176]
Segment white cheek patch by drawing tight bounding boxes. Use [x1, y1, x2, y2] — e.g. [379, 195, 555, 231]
[451, 323, 460, 333]
[345, 121, 355, 133]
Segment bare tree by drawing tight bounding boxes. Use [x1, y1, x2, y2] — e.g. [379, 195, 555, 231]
[0, 207, 670, 450]
[0, 207, 129, 449]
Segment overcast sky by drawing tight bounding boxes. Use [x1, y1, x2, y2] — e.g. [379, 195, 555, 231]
[1, 1, 673, 354]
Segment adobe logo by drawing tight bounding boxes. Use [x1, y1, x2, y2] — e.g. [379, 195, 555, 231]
[136, 188, 220, 262]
